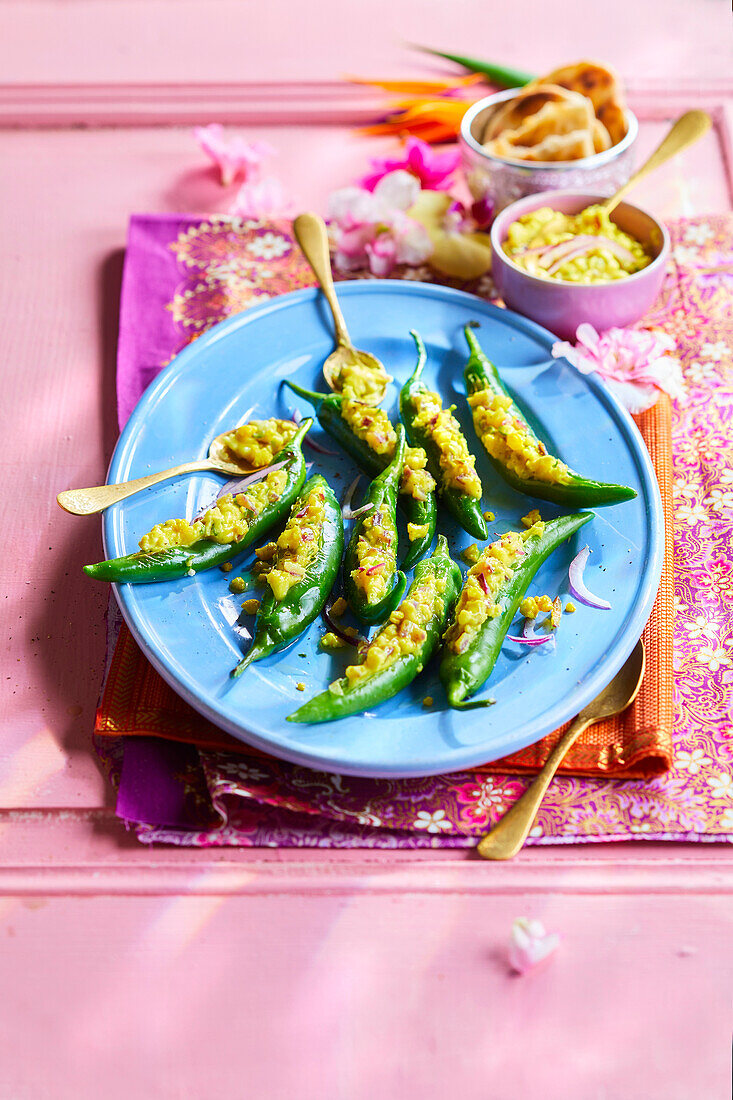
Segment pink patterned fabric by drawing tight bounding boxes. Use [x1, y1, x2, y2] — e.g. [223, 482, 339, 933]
[104, 213, 733, 846]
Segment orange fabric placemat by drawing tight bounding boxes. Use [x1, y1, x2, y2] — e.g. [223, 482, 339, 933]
[95, 396, 673, 780]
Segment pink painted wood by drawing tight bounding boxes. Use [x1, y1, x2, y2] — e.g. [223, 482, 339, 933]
[0, 1, 732, 1095]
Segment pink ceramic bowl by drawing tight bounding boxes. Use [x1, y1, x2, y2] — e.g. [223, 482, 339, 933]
[489, 190, 670, 340]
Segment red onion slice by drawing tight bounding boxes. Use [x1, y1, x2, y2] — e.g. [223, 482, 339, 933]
[505, 615, 555, 646]
[568, 546, 612, 610]
[341, 476, 374, 520]
[322, 597, 367, 649]
[214, 459, 288, 503]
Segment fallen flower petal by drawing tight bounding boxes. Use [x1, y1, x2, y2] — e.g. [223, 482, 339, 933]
[194, 124, 275, 187]
[508, 917, 560, 974]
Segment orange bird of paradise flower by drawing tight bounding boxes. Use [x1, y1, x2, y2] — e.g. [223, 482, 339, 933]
[349, 74, 488, 144]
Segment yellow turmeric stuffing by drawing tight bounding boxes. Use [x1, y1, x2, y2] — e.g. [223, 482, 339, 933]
[483, 510, 495, 522]
[331, 596, 348, 617]
[296, 682, 306, 692]
[241, 599, 260, 615]
[422, 696, 434, 708]
[321, 632, 348, 650]
[229, 576, 247, 594]
[255, 541, 278, 561]
[565, 601, 576, 613]
[461, 543, 481, 565]
[220, 562, 233, 573]
[519, 594, 554, 619]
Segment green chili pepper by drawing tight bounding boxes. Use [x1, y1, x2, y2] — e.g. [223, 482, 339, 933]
[439, 512, 592, 709]
[231, 473, 344, 677]
[288, 535, 461, 724]
[344, 424, 408, 623]
[83, 419, 312, 584]
[463, 324, 636, 507]
[284, 379, 437, 569]
[399, 330, 488, 541]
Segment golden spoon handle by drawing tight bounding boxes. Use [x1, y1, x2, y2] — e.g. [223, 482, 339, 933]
[604, 109, 711, 215]
[57, 458, 216, 515]
[293, 212, 352, 348]
[476, 714, 593, 861]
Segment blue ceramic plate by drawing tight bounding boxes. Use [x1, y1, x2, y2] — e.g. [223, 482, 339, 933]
[105, 282, 662, 778]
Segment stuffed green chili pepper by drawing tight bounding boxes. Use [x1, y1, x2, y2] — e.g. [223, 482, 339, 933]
[83, 419, 312, 584]
[284, 379, 437, 568]
[344, 424, 408, 623]
[399, 330, 488, 541]
[231, 473, 343, 677]
[439, 511, 592, 709]
[463, 323, 636, 507]
[288, 534, 461, 723]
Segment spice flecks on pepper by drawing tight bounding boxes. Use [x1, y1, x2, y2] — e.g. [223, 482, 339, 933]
[468, 387, 572, 486]
[266, 485, 326, 601]
[138, 468, 289, 552]
[445, 532, 528, 655]
[342, 574, 448, 686]
[411, 389, 482, 498]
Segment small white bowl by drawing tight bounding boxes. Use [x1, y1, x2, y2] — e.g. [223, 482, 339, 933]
[460, 89, 639, 214]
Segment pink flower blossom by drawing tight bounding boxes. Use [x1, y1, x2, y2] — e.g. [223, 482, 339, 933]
[508, 917, 560, 975]
[194, 124, 275, 187]
[360, 137, 460, 192]
[327, 170, 433, 277]
[230, 177, 292, 219]
[551, 323, 685, 414]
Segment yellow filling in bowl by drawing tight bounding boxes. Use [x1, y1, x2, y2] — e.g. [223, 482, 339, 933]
[504, 204, 652, 283]
[138, 469, 288, 552]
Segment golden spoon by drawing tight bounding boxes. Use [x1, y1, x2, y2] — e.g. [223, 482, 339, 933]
[293, 211, 391, 406]
[603, 110, 711, 216]
[57, 429, 268, 516]
[477, 638, 646, 861]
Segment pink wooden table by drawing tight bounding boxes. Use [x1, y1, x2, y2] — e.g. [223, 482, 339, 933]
[1, 2, 732, 1096]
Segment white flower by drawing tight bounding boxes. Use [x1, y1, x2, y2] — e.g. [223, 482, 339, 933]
[629, 822, 654, 833]
[696, 645, 732, 672]
[675, 747, 712, 774]
[675, 502, 710, 526]
[707, 488, 733, 514]
[718, 808, 733, 830]
[508, 918, 560, 974]
[674, 593, 687, 615]
[700, 340, 729, 361]
[470, 777, 507, 815]
[683, 614, 720, 642]
[413, 809, 452, 833]
[245, 232, 290, 260]
[674, 245, 699, 266]
[686, 359, 717, 384]
[707, 772, 733, 797]
[684, 223, 714, 246]
[721, 468, 733, 486]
